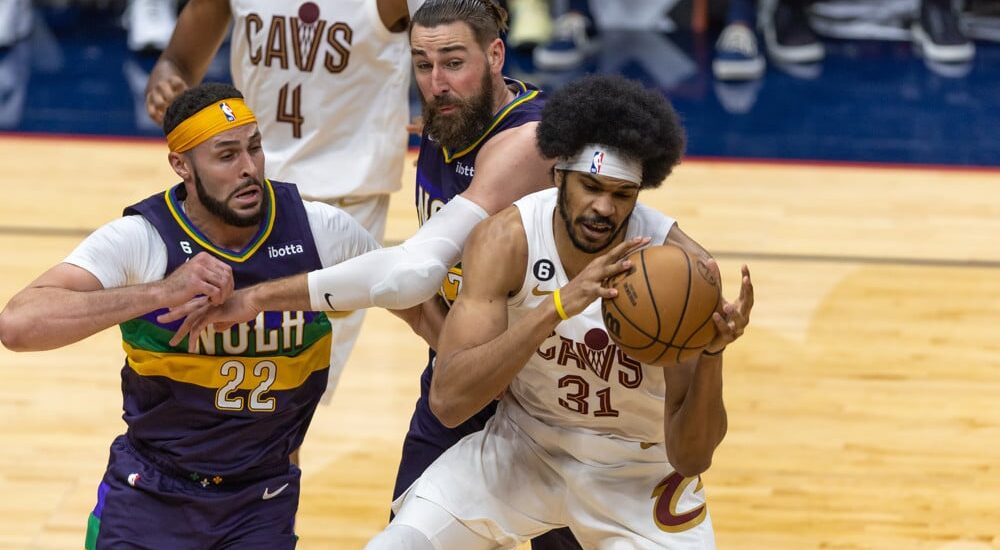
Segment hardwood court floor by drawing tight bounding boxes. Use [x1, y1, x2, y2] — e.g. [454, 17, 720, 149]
[0, 136, 998, 549]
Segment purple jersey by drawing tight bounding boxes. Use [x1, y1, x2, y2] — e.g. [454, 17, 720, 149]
[414, 78, 544, 304]
[119, 180, 330, 481]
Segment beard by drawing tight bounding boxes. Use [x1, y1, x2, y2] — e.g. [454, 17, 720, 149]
[193, 168, 265, 228]
[422, 70, 495, 151]
[557, 182, 630, 254]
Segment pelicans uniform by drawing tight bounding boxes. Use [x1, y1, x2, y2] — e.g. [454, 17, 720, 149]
[229, 0, 415, 396]
[392, 78, 544, 498]
[394, 188, 716, 549]
[68, 180, 378, 549]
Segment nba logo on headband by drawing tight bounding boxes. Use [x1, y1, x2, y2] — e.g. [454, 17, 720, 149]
[219, 102, 236, 122]
[590, 151, 605, 174]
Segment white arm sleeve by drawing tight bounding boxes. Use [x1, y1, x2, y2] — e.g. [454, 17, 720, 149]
[307, 195, 487, 311]
[63, 216, 168, 288]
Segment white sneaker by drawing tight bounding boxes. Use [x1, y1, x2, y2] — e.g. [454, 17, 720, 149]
[713, 23, 766, 81]
[0, 0, 33, 48]
[124, 0, 177, 52]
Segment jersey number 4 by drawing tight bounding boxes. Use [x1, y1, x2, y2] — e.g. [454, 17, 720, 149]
[277, 83, 304, 138]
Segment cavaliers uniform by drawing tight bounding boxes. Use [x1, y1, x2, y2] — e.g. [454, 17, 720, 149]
[394, 188, 716, 549]
[392, 78, 543, 497]
[229, 0, 414, 396]
[392, 80, 580, 549]
[69, 180, 378, 549]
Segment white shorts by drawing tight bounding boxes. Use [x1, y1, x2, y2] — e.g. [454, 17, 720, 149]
[393, 397, 716, 550]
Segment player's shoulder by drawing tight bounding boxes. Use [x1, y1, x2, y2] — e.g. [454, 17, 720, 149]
[469, 206, 525, 250]
[301, 199, 354, 226]
[102, 214, 160, 240]
[477, 121, 542, 164]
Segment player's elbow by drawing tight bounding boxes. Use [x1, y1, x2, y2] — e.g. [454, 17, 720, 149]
[0, 310, 30, 352]
[428, 389, 466, 429]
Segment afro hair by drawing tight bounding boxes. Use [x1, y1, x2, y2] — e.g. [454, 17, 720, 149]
[536, 74, 685, 189]
[163, 82, 245, 136]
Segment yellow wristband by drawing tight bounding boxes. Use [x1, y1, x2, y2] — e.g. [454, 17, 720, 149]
[552, 288, 570, 321]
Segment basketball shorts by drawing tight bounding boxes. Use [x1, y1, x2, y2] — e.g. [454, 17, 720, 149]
[393, 397, 716, 550]
[85, 435, 300, 550]
[391, 353, 580, 550]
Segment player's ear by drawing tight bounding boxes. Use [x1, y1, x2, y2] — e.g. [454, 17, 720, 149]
[488, 38, 504, 71]
[168, 151, 191, 180]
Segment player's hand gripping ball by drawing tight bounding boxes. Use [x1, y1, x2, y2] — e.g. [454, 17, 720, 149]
[601, 244, 721, 367]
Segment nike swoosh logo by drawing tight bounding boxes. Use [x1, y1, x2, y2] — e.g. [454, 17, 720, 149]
[262, 482, 290, 500]
[531, 285, 554, 296]
[323, 292, 337, 311]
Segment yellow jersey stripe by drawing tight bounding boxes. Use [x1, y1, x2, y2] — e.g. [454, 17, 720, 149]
[163, 179, 277, 263]
[122, 333, 331, 390]
[442, 89, 540, 163]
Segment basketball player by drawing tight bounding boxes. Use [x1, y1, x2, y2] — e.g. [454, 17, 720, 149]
[144, 0, 426, 399]
[0, 83, 440, 549]
[364, 74, 755, 549]
[161, 1, 582, 546]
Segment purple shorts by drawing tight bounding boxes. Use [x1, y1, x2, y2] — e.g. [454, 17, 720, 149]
[85, 435, 300, 550]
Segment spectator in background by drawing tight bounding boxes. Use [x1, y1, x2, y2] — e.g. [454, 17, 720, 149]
[714, 0, 825, 81]
[124, 0, 177, 52]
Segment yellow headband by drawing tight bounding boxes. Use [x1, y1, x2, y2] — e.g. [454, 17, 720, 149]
[166, 98, 257, 153]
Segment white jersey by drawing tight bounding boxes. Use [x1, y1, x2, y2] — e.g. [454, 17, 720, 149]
[508, 188, 676, 443]
[63, 200, 379, 288]
[229, 0, 410, 200]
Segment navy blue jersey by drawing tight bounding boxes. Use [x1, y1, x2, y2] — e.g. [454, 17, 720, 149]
[119, 180, 331, 481]
[414, 78, 544, 303]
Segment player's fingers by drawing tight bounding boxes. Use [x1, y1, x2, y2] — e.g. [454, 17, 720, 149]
[168, 307, 203, 348]
[157, 296, 207, 324]
[739, 265, 755, 314]
[167, 75, 187, 93]
[711, 311, 731, 337]
[602, 236, 648, 264]
[601, 258, 632, 281]
[185, 317, 214, 353]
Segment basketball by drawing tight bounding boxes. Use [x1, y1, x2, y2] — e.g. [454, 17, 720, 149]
[601, 244, 722, 367]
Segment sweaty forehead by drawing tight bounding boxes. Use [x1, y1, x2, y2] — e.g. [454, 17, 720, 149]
[411, 22, 478, 55]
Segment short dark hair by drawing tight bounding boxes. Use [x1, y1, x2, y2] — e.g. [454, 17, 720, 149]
[162, 82, 245, 136]
[536, 75, 686, 189]
[409, 0, 508, 48]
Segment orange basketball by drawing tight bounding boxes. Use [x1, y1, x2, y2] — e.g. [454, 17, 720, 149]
[601, 244, 721, 367]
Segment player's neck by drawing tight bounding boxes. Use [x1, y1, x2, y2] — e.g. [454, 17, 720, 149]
[182, 199, 260, 251]
[491, 80, 516, 116]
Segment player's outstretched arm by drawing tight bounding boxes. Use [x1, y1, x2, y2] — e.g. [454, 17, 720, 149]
[0, 252, 233, 352]
[145, 0, 231, 124]
[430, 209, 648, 427]
[662, 261, 754, 477]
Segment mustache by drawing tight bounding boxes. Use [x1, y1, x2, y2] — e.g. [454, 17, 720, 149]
[577, 215, 614, 229]
[429, 94, 463, 111]
[227, 179, 263, 200]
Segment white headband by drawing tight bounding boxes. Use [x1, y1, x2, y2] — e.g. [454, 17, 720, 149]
[554, 144, 643, 184]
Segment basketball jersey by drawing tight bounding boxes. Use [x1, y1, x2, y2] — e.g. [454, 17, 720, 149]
[414, 78, 544, 304]
[229, 0, 410, 200]
[508, 188, 676, 443]
[120, 180, 331, 478]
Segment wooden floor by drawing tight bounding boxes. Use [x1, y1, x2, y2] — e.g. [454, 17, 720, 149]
[1, 135, 998, 549]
